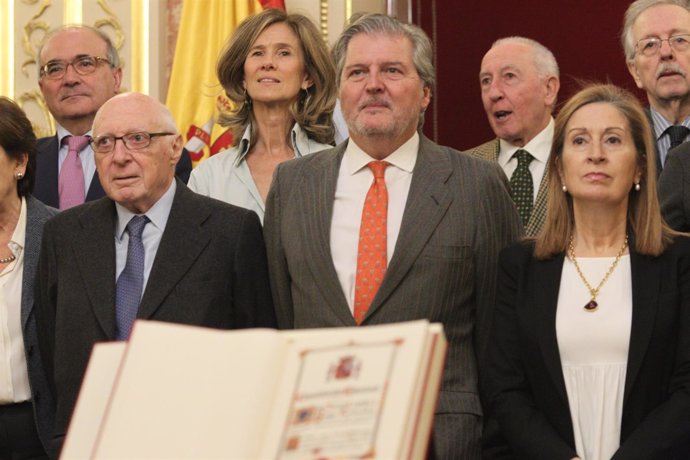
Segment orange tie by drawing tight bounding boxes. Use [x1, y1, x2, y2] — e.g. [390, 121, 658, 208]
[354, 161, 389, 324]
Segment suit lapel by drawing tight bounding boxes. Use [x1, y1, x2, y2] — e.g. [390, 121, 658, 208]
[526, 166, 550, 236]
[364, 137, 453, 320]
[20, 198, 49, 329]
[36, 135, 61, 208]
[75, 199, 118, 338]
[533, 254, 570, 405]
[301, 145, 355, 325]
[136, 183, 213, 320]
[624, 249, 660, 404]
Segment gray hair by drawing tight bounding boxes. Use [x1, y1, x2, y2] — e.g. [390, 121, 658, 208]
[490, 36, 559, 79]
[332, 13, 435, 93]
[622, 0, 690, 61]
[37, 24, 120, 77]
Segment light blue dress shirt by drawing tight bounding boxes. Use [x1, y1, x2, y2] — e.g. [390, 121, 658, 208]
[188, 123, 332, 223]
[114, 180, 176, 298]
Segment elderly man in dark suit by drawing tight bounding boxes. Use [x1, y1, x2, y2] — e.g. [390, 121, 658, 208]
[263, 13, 521, 459]
[34, 92, 276, 457]
[623, 0, 690, 174]
[466, 37, 560, 237]
[34, 25, 191, 210]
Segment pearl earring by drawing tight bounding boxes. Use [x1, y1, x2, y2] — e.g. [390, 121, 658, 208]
[634, 182, 641, 191]
[562, 184, 567, 193]
[15, 172, 23, 179]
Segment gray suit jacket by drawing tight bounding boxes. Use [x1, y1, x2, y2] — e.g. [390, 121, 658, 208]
[22, 196, 58, 455]
[34, 181, 276, 456]
[264, 136, 522, 459]
[465, 139, 549, 237]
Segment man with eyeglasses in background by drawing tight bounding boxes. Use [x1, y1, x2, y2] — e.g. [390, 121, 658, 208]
[34, 92, 276, 458]
[35, 25, 191, 210]
[624, 0, 690, 175]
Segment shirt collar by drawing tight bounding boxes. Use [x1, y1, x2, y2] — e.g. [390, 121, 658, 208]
[233, 123, 312, 167]
[343, 132, 419, 175]
[115, 180, 176, 240]
[498, 117, 554, 167]
[8, 198, 27, 255]
[57, 124, 93, 144]
[649, 106, 690, 140]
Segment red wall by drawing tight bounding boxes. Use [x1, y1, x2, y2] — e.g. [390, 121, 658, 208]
[412, 0, 645, 150]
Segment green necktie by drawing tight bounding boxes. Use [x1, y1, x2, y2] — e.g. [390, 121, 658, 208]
[510, 149, 534, 226]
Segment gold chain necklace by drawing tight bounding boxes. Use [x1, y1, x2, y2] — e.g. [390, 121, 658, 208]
[567, 234, 628, 312]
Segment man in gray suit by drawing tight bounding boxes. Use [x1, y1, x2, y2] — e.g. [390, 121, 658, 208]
[35, 93, 276, 457]
[263, 14, 522, 459]
[466, 37, 560, 236]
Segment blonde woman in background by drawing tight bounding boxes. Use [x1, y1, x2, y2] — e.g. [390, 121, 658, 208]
[189, 9, 336, 222]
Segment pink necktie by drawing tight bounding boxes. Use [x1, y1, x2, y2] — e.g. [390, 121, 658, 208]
[353, 161, 389, 325]
[59, 135, 90, 210]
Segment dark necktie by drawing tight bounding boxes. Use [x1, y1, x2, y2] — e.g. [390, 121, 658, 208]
[666, 125, 690, 149]
[353, 161, 389, 325]
[115, 215, 149, 340]
[510, 149, 534, 227]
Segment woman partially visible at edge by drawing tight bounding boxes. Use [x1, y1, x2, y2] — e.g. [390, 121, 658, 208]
[485, 84, 690, 460]
[188, 8, 336, 223]
[0, 97, 59, 459]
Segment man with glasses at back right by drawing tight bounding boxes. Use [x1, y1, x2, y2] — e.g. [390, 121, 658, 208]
[624, 0, 690, 176]
[34, 25, 191, 210]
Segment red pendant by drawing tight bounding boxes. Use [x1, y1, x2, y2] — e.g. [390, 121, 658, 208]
[584, 300, 598, 312]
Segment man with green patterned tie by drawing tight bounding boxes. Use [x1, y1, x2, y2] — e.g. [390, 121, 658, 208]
[466, 36, 560, 236]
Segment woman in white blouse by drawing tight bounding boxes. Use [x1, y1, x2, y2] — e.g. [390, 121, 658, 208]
[0, 97, 58, 459]
[484, 84, 690, 460]
[189, 9, 336, 222]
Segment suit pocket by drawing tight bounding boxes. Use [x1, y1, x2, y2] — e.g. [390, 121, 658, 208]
[174, 280, 227, 299]
[435, 390, 482, 416]
[422, 244, 472, 261]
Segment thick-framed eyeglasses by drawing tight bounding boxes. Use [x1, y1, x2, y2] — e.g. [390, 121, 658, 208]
[90, 132, 176, 153]
[635, 34, 690, 57]
[39, 55, 111, 80]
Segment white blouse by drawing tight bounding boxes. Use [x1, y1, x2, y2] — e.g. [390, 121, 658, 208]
[556, 255, 632, 460]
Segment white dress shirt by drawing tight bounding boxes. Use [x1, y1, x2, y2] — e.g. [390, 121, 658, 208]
[498, 118, 554, 204]
[0, 198, 30, 404]
[56, 124, 96, 193]
[330, 133, 419, 313]
[115, 180, 176, 296]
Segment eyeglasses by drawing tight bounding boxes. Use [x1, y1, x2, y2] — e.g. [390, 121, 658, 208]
[635, 34, 690, 57]
[39, 55, 111, 80]
[90, 132, 176, 153]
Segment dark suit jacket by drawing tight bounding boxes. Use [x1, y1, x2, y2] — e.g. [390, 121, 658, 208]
[34, 134, 193, 208]
[264, 136, 523, 459]
[659, 141, 690, 231]
[21, 196, 58, 456]
[485, 239, 690, 460]
[34, 181, 276, 456]
[465, 138, 549, 237]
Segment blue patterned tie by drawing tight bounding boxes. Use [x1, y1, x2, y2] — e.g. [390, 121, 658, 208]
[115, 215, 149, 340]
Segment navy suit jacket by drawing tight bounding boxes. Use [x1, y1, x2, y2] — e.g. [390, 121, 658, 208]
[34, 134, 192, 208]
[485, 238, 690, 460]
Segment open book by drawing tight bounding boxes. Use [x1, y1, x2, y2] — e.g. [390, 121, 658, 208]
[61, 319, 447, 459]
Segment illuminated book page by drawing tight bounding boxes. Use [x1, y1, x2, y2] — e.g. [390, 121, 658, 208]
[260, 321, 433, 459]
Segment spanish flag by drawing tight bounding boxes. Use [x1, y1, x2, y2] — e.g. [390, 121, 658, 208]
[166, 0, 285, 165]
